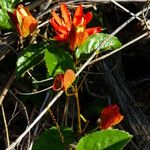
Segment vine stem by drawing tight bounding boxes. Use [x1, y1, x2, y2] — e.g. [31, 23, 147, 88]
[74, 85, 81, 134]
[48, 108, 64, 143]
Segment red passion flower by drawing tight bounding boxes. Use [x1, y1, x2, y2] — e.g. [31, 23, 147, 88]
[100, 104, 124, 129]
[50, 3, 102, 50]
[69, 4, 102, 50]
[53, 69, 76, 91]
[10, 4, 38, 37]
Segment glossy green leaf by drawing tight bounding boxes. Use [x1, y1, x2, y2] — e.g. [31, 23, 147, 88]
[33, 127, 75, 150]
[0, 0, 22, 29]
[76, 129, 132, 150]
[0, 9, 13, 29]
[75, 33, 122, 59]
[0, 0, 22, 9]
[0, 0, 12, 9]
[16, 41, 49, 78]
[44, 45, 75, 77]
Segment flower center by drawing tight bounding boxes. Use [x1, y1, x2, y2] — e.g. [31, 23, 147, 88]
[76, 25, 85, 33]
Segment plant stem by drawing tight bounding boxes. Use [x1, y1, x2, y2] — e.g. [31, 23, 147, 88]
[48, 108, 64, 143]
[74, 85, 81, 134]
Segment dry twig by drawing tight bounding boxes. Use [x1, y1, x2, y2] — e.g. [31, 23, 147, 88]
[0, 72, 16, 105]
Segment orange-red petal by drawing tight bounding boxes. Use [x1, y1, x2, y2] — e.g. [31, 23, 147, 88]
[52, 70, 75, 91]
[50, 18, 68, 35]
[51, 11, 62, 26]
[73, 4, 83, 26]
[20, 17, 32, 37]
[18, 5, 29, 18]
[68, 25, 76, 50]
[100, 105, 124, 129]
[69, 24, 89, 50]
[76, 31, 88, 47]
[64, 69, 76, 91]
[54, 34, 68, 41]
[85, 27, 102, 35]
[83, 12, 93, 25]
[53, 74, 64, 91]
[11, 4, 38, 37]
[61, 3, 72, 30]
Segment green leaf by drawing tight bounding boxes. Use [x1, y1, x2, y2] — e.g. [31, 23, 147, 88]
[75, 33, 122, 59]
[33, 127, 75, 150]
[0, 0, 22, 9]
[0, 9, 13, 29]
[0, 0, 12, 9]
[44, 45, 75, 77]
[76, 129, 133, 150]
[16, 41, 49, 78]
[0, 0, 22, 29]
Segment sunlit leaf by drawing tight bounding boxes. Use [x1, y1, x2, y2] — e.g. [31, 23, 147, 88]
[75, 33, 122, 59]
[0, 0, 22, 9]
[0, 9, 13, 29]
[44, 45, 75, 77]
[16, 41, 49, 78]
[33, 127, 75, 150]
[76, 129, 133, 150]
[0, 0, 22, 29]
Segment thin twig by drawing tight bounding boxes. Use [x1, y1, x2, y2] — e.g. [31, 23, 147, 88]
[43, 0, 52, 10]
[62, 96, 69, 126]
[32, 77, 53, 84]
[9, 102, 18, 124]
[29, 92, 50, 150]
[0, 72, 16, 105]
[6, 91, 64, 150]
[84, 79, 107, 99]
[1, 104, 10, 147]
[0, 43, 17, 61]
[111, 0, 142, 21]
[9, 91, 31, 149]
[16, 86, 53, 95]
